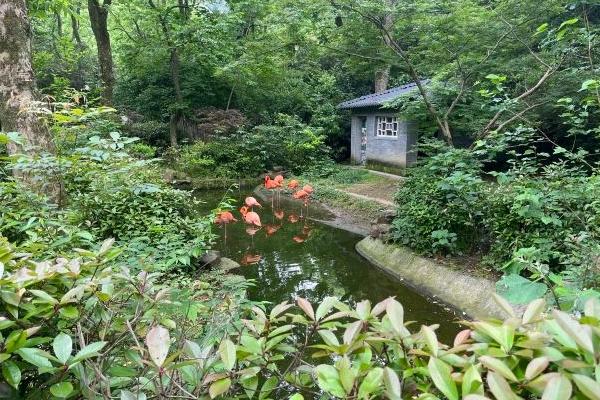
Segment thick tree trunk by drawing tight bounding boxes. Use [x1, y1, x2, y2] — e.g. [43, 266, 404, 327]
[374, 66, 390, 93]
[0, 0, 60, 199]
[87, 0, 114, 105]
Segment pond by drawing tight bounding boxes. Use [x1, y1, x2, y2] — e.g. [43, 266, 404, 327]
[196, 188, 460, 341]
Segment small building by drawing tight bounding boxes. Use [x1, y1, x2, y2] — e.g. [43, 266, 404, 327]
[338, 82, 423, 170]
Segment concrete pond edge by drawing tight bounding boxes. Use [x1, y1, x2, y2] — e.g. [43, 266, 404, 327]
[356, 237, 507, 320]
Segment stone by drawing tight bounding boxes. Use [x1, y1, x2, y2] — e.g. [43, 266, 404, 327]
[199, 250, 221, 267]
[218, 257, 241, 272]
[163, 168, 176, 183]
[370, 223, 392, 238]
[376, 209, 396, 224]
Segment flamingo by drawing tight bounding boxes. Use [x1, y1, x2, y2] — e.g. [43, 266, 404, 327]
[239, 205, 250, 216]
[287, 179, 299, 190]
[214, 211, 237, 239]
[243, 211, 261, 227]
[241, 253, 261, 266]
[302, 184, 313, 194]
[245, 226, 261, 236]
[274, 175, 284, 207]
[265, 224, 281, 236]
[292, 235, 306, 243]
[293, 189, 309, 200]
[245, 196, 262, 209]
[288, 213, 299, 223]
[264, 176, 279, 207]
[274, 209, 284, 220]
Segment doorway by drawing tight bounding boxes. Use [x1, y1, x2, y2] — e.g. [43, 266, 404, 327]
[359, 116, 367, 165]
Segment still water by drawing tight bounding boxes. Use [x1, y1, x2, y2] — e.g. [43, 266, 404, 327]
[197, 189, 460, 341]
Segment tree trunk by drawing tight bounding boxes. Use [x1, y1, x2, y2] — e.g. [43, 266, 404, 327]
[87, 0, 114, 105]
[374, 66, 390, 93]
[71, 6, 86, 89]
[0, 0, 60, 199]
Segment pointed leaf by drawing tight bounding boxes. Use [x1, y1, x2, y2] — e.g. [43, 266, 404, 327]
[146, 325, 170, 367]
[383, 367, 401, 400]
[525, 357, 549, 381]
[219, 339, 236, 371]
[572, 374, 600, 400]
[479, 356, 518, 382]
[386, 299, 404, 336]
[541, 375, 572, 400]
[53, 333, 72, 364]
[297, 297, 315, 321]
[487, 371, 520, 400]
[209, 378, 231, 399]
[50, 382, 73, 398]
[428, 357, 458, 400]
[2, 361, 21, 389]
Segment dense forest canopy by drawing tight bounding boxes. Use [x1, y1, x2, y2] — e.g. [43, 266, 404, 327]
[1, 0, 600, 399]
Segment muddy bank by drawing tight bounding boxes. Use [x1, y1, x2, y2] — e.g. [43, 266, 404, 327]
[356, 237, 506, 320]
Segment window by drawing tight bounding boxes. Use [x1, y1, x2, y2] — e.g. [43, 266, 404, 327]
[376, 116, 399, 137]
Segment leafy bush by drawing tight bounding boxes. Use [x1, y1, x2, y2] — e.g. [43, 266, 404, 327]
[391, 144, 485, 254]
[121, 120, 170, 149]
[0, 237, 251, 399]
[173, 114, 330, 178]
[3, 244, 600, 400]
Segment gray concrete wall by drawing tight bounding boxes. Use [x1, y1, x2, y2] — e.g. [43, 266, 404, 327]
[350, 115, 362, 164]
[356, 237, 507, 319]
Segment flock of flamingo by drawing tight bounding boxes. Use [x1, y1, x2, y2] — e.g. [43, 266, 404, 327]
[213, 175, 315, 266]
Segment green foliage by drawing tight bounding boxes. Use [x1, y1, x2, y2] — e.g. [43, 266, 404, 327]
[173, 114, 330, 178]
[391, 143, 485, 254]
[0, 237, 251, 399]
[3, 252, 599, 400]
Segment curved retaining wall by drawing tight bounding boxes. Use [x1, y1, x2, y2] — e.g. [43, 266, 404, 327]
[356, 237, 506, 320]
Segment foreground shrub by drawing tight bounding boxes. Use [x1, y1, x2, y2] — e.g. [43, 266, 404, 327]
[2, 240, 599, 399]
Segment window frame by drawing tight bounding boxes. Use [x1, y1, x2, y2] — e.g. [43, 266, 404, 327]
[375, 116, 400, 139]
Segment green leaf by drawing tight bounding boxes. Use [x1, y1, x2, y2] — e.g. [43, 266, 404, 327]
[496, 275, 547, 305]
[289, 394, 304, 400]
[218, 339, 236, 371]
[72, 341, 106, 363]
[462, 365, 483, 396]
[315, 364, 345, 398]
[59, 305, 79, 319]
[552, 310, 594, 354]
[421, 325, 439, 357]
[53, 333, 73, 364]
[2, 361, 21, 389]
[258, 376, 278, 400]
[522, 299, 546, 324]
[428, 357, 458, 400]
[541, 375, 572, 400]
[572, 374, 600, 400]
[358, 367, 383, 398]
[386, 299, 404, 336]
[479, 356, 518, 382]
[120, 390, 147, 400]
[525, 357, 549, 381]
[383, 367, 401, 400]
[50, 381, 73, 398]
[487, 371, 519, 400]
[316, 296, 338, 320]
[209, 378, 231, 399]
[16, 348, 53, 369]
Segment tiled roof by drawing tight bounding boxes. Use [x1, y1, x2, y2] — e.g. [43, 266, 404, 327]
[337, 80, 428, 109]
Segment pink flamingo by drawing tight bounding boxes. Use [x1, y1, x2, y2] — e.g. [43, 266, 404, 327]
[214, 211, 237, 240]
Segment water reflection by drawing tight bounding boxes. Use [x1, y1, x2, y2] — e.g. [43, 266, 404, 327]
[198, 190, 461, 341]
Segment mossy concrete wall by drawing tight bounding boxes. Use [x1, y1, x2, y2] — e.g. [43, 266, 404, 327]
[356, 237, 506, 320]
